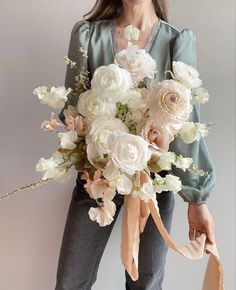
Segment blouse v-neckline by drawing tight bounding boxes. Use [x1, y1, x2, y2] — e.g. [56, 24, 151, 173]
[109, 18, 162, 56]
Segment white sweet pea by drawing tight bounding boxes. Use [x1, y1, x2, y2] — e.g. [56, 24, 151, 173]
[33, 86, 71, 109]
[173, 155, 193, 172]
[103, 160, 133, 194]
[36, 151, 71, 183]
[86, 143, 106, 170]
[113, 174, 133, 195]
[78, 89, 116, 122]
[153, 173, 182, 194]
[91, 63, 132, 102]
[164, 174, 182, 193]
[156, 151, 176, 171]
[193, 87, 210, 104]
[107, 131, 152, 175]
[178, 121, 209, 144]
[88, 199, 116, 226]
[132, 173, 156, 202]
[57, 130, 77, 149]
[124, 24, 140, 42]
[86, 117, 129, 154]
[172, 61, 202, 89]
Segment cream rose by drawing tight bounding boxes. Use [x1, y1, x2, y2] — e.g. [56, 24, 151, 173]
[107, 131, 152, 175]
[91, 63, 132, 102]
[78, 89, 116, 122]
[172, 61, 202, 89]
[146, 79, 192, 127]
[114, 46, 157, 82]
[86, 117, 129, 154]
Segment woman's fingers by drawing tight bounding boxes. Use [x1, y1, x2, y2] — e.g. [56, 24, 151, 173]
[205, 221, 216, 244]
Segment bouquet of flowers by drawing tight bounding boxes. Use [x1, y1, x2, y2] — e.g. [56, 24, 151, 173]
[1, 24, 224, 289]
[33, 25, 212, 227]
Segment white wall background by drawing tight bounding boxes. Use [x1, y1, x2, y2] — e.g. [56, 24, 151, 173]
[0, 0, 235, 289]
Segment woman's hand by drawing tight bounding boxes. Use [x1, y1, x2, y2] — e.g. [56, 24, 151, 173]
[187, 203, 216, 253]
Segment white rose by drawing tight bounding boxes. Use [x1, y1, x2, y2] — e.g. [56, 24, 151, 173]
[33, 86, 71, 109]
[178, 121, 209, 144]
[172, 61, 202, 89]
[91, 63, 132, 102]
[57, 130, 77, 149]
[86, 118, 129, 154]
[146, 79, 192, 129]
[114, 46, 157, 82]
[78, 89, 117, 122]
[107, 131, 152, 175]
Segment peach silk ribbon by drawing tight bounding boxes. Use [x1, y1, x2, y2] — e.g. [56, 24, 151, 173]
[121, 194, 225, 290]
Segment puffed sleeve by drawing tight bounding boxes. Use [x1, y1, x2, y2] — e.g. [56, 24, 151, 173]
[58, 20, 90, 125]
[169, 29, 217, 204]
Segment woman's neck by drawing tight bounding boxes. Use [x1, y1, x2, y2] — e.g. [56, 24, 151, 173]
[116, 1, 159, 31]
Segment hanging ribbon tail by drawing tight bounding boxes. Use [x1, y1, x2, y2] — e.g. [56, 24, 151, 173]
[120, 194, 225, 290]
[120, 194, 151, 281]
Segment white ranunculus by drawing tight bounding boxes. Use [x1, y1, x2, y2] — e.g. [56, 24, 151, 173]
[91, 63, 132, 102]
[57, 130, 77, 149]
[172, 61, 202, 89]
[173, 156, 193, 172]
[78, 89, 116, 122]
[107, 131, 152, 175]
[124, 24, 140, 42]
[178, 121, 209, 144]
[114, 46, 157, 82]
[33, 86, 71, 109]
[88, 199, 116, 226]
[86, 118, 129, 154]
[126, 89, 146, 111]
[146, 80, 192, 130]
[36, 151, 71, 183]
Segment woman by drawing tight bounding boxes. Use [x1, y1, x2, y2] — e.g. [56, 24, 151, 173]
[55, 1, 216, 289]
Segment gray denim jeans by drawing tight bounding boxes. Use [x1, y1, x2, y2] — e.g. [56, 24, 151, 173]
[55, 171, 175, 290]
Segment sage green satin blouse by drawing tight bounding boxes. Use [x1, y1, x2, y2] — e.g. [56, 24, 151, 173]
[58, 18, 216, 204]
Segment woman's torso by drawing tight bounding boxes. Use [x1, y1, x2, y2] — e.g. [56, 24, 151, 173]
[85, 18, 180, 83]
